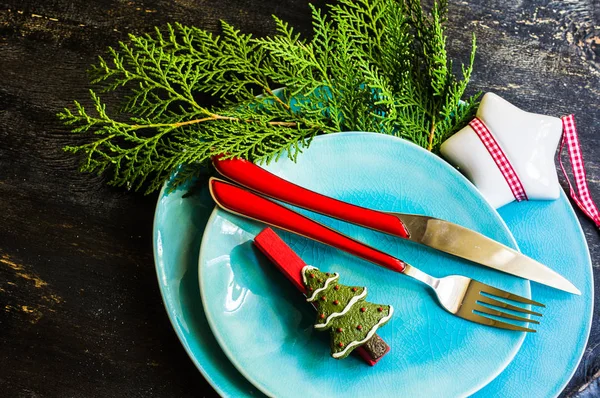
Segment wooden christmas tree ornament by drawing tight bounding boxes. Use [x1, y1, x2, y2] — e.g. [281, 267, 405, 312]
[254, 227, 392, 365]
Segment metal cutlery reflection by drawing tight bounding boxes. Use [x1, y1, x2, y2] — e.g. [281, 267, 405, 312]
[209, 178, 544, 332]
[212, 155, 579, 295]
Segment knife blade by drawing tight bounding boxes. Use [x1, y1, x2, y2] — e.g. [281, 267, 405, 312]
[212, 155, 580, 295]
[395, 213, 580, 294]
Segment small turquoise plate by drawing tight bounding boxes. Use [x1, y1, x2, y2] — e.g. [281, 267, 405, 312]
[198, 133, 528, 397]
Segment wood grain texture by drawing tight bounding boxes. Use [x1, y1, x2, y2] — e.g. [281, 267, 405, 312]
[0, 0, 598, 397]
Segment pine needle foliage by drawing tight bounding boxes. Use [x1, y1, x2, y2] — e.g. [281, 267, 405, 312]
[59, 0, 479, 193]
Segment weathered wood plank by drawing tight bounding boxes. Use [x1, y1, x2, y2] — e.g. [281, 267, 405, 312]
[0, 0, 597, 397]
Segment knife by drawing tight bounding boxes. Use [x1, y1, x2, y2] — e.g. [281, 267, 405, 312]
[212, 155, 580, 295]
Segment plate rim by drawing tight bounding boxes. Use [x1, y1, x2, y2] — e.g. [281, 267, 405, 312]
[197, 132, 529, 397]
[551, 196, 594, 396]
[475, 188, 595, 397]
[152, 184, 234, 397]
[551, 197, 594, 395]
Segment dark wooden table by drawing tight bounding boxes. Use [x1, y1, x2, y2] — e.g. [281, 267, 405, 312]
[1, 0, 598, 396]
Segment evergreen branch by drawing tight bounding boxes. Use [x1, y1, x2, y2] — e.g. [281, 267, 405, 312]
[60, 0, 480, 193]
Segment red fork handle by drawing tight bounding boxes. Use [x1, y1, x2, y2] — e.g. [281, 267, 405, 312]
[212, 156, 410, 239]
[209, 178, 407, 273]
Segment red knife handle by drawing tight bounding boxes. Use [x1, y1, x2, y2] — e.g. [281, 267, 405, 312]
[210, 178, 407, 273]
[212, 156, 410, 239]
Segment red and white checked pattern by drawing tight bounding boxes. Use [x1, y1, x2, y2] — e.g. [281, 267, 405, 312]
[469, 118, 528, 202]
[559, 115, 600, 228]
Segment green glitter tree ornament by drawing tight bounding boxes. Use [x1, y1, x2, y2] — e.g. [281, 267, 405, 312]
[302, 266, 393, 359]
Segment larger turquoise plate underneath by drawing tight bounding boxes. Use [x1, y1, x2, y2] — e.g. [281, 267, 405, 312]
[198, 133, 528, 397]
[153, 133, 592, 398]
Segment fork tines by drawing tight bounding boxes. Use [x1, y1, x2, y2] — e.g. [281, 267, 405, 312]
[460, 280, 545, 333]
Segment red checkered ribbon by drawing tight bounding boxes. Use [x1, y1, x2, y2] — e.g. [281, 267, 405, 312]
[469, 117, 528, 202]
[559, 115, 600, 228]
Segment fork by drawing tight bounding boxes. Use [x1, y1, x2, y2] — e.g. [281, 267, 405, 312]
[209, 178, 544, 332]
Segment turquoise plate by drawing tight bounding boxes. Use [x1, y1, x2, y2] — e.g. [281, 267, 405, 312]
[153, 133, 592, 397]
[475, 195, 593, 397]
[198, 133, 528, 397]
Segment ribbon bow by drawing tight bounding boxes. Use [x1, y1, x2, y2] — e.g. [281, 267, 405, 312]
[559, 115, 600, 229]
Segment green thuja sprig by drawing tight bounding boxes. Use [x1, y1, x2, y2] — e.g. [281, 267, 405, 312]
[59, 0, 479, 193]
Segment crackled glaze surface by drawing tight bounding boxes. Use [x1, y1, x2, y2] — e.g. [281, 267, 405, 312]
[154, 133, 592, 398]
[198, 133, 528, 397]
[474, 193, 593, 397]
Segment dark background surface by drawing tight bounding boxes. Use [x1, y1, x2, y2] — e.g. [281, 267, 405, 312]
[0, 0, 599, 397]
